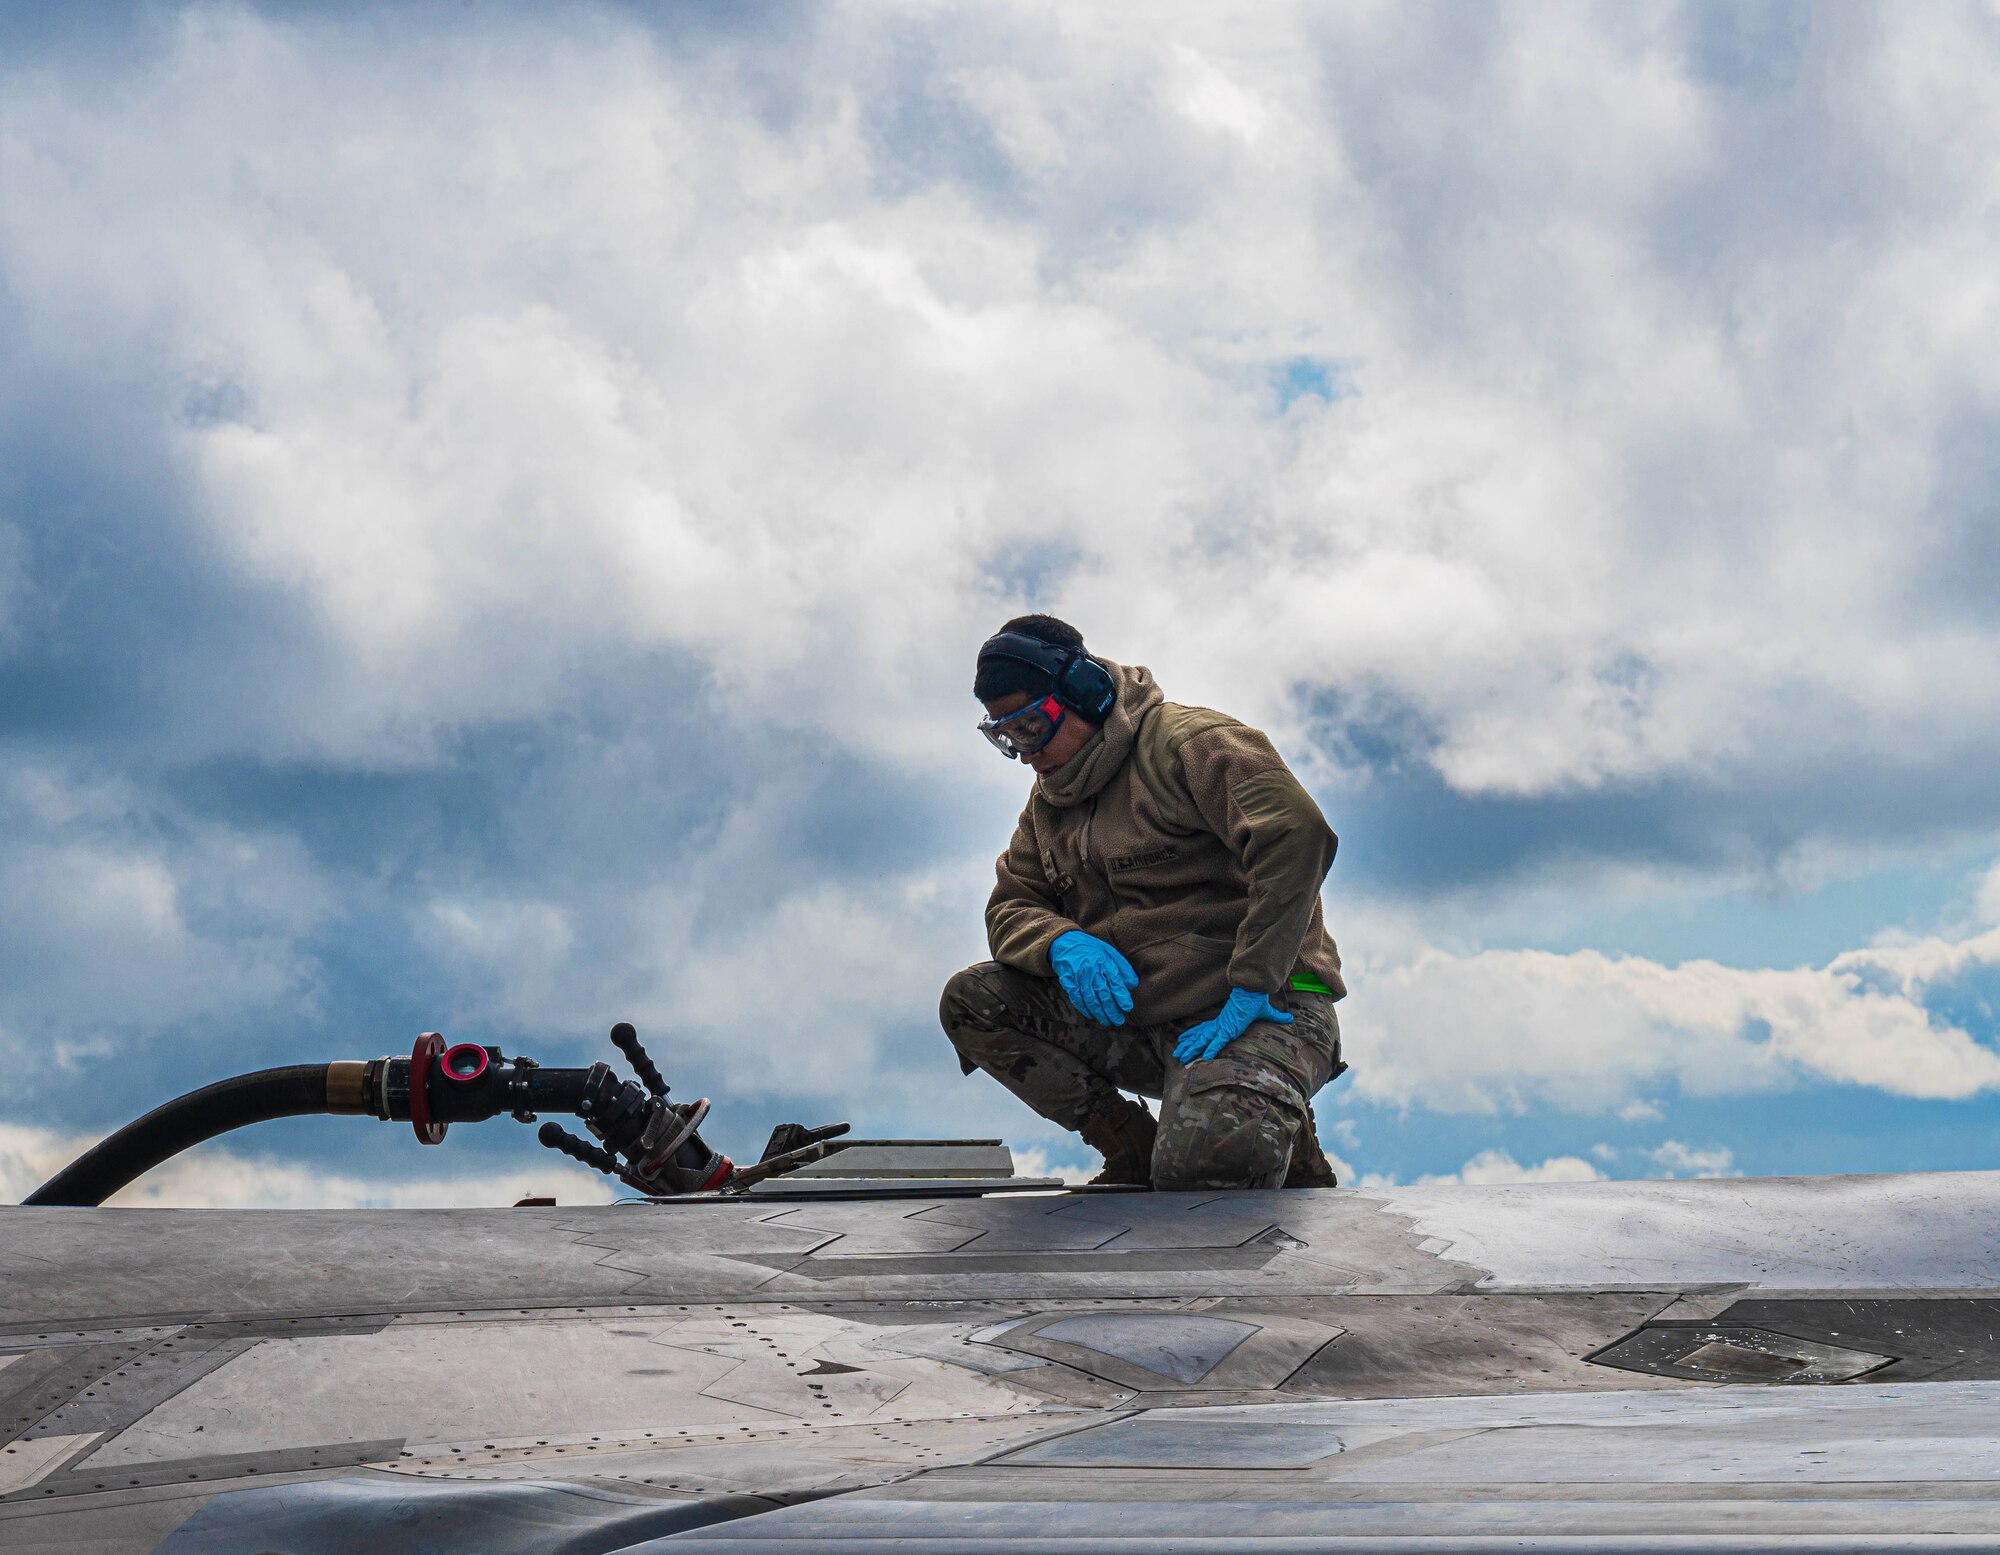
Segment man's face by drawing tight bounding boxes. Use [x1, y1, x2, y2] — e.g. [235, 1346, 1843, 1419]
[982, 691, 1100, 777]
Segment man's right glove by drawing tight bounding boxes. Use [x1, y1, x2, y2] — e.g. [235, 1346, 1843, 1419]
[1049, 931, 1139, 1026]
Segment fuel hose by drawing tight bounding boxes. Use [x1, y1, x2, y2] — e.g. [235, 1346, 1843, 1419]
[21, 1062, 368, 1208]
[22, 1029, 750, 1206]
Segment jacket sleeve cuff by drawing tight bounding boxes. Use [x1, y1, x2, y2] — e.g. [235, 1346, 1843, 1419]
[1027, 919, 1086, 974]
[1227, 945, 1302, 997]
[995, 916, 1086, 976]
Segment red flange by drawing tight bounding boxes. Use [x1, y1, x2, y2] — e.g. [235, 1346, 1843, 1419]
[410, 1031, 447, 1145]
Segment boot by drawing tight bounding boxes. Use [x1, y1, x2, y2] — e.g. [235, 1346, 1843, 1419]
[1283, 1104, 1339, 1188]
[1078, 1098, 1157, 1187]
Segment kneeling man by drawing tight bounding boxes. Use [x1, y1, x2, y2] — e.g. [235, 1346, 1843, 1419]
[940, 615, 1345, 1189]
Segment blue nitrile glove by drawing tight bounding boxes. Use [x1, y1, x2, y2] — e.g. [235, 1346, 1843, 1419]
[1048, 931, 1139, 1026]
[1174, 987, 1293, 1064]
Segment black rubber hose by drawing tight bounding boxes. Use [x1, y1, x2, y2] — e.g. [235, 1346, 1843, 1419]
[22, 1066, 333, 1208]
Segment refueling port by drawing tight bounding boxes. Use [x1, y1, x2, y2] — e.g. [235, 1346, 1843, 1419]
[440, 1043, 490, 1083]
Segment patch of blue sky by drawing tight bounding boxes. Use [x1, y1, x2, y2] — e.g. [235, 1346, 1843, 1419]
[975, 536, 1090, 616]
[1905, 960, 2000, 1047]
[1466, 843, 2000, 974]
[1327, 1078, 2000, 1186]
[1271, 356, 1349, 412]
[1680, 0, 1813, 97]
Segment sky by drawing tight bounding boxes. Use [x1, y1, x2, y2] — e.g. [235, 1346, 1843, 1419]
[4, 0, 2000, 1206]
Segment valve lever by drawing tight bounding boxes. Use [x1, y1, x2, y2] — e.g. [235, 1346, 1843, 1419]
[760, 1120, 851, 1162]
[609, 1022, 669, 1098]
[537, 1121, 623, 1178]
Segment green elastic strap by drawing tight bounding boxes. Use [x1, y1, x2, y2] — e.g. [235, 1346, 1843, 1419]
[1288, 973, 1334, 995]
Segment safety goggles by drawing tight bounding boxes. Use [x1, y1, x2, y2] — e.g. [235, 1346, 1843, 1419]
[978, 694, 1067, 759]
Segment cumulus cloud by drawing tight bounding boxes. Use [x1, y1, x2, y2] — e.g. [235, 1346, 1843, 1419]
[1343, 920, 2000, 1115]
[1386, 1148, 1607, 1188]
[1008, 1147, 1093, 1186]
[0, 765, 326, 1085]
[4, 4, 2000, 794]
[1649, 1139, 1738, 1178]
[4, 3, 2000, 1198]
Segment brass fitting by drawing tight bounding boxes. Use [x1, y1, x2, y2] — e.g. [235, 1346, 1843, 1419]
[325, 1061, 371, 1115]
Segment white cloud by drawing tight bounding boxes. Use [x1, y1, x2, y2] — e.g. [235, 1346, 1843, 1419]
[1618, 1100, 1664, 1122]
[0, 1121, 617, 1209]
[1649, 1139, 1737, 1178]
[419, 864, 996, 1116]
[1342, 921, 2000, 1115]
[1168, 43, 1269, 142]
[1976, 861, 2000, 931]
[1007, 1146, 1093, 1186]
[1402, 1148, 1607, 1188]
[1, 4, 1998, 795]
[0, 767, 327, 1071]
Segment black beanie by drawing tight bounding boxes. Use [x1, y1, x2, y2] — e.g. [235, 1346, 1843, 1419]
[974, 615, 1084, 702]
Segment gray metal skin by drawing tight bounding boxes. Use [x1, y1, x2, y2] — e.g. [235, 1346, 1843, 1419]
[4, 1171, 2000, 1552]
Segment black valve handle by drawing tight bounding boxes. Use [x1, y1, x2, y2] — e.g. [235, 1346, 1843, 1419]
[609, 1022, 669, 1098]
[537, 1121, 623, 1177]
[760, 1120, 851, 1162]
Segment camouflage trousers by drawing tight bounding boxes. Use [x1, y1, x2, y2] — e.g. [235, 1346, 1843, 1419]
[939, 961, 1341, 1191]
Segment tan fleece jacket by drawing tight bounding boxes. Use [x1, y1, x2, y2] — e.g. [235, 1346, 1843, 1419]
[985, 660, 1344, 1024]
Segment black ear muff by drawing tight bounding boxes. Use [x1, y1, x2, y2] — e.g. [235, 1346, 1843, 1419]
[1055, 655, 1117, 723]
[977, 630, 1116, 723]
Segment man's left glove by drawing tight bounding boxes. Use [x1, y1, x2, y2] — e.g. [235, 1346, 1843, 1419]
[1173, 987, 1293, 1065]
[1049, 931, 1140, 1026]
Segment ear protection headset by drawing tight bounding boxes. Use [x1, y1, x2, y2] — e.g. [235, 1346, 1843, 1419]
[977, 631, 1118, 723]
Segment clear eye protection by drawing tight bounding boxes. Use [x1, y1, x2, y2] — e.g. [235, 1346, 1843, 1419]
[978, 695, 1066, 759]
